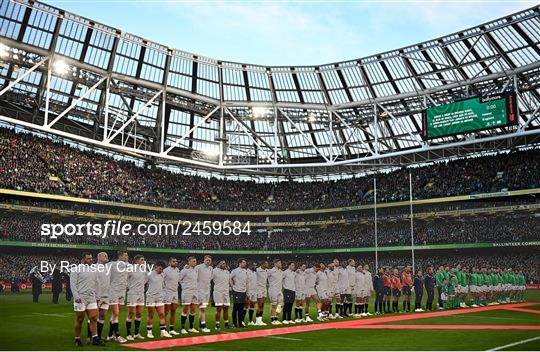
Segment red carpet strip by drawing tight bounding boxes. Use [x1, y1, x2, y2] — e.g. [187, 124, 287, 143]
[124, 302, 537, 350]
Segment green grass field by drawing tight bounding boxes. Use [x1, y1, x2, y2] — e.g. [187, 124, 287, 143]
[0, 291, 538, 351]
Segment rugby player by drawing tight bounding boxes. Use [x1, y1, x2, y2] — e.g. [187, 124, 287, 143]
[326, 262, 338, 319]
[354, 265, 365, 317]
[246, 261, 258, 326]
[315, 263, 330, 321]
[94, 252, 110, 340]
[70, 252, 105, 347]
[255, 260, 269, 325]
[162, 257, 180, 335]
[211, 260, 230, 330]
[337, 261, 350, 318]
[435, 265, 446, 309]
[126, 255, 147, 340]
[107, 251, 129, 343]
[195, 255, 212, 332]
[179, 256, 199, 334]
[303, 264, 317, 322]
[294, 263, 306, 323]
[268, 259, 284, 325]
[145, 261, 171, 338]
[346, 259, 357, 316]
[362, 264, 373, 316]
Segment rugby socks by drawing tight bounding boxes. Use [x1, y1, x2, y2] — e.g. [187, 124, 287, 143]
[224, 320, 229, 328]
[126, 319, 132, 336]
[248, 308, 254, 323]
[180, 314, 187, 330]
[109, 320, 120, 337]
[134, 319, 141, 334]
[160, 324, 166, 331]
[189, 314, 195, 329]
[97, 320, 104, 338]
[335, 303, 343, 316]
[146, 324, 152, 335]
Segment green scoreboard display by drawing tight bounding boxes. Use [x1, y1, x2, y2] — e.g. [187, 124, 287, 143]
[421, 93, 518, 140]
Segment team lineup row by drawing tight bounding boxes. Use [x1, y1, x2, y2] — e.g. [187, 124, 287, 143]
[68, 251, 528, 347]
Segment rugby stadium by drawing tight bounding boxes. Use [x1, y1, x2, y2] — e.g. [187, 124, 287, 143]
[0, 0, 539, 350]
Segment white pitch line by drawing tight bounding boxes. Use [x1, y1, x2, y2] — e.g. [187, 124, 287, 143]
[452, 314, 540, 322]
[487, 336, 540, 351]
[264, 336, 303, 341]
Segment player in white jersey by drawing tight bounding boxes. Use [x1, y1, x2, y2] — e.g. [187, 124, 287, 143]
[294, 263, 307, 323]
[107, 251, 129, 343]
[71, 252, 104, 347]
[303, 265, 318, 322]
[162, 257, 180, 335]
[255, 260, 269, 326]
[195, 255, 213, 332]
[346, 259, 357, 316]
[268, 259, 284, 325]
[145, 261, 172, 339]
[179, 256, 199, 334]
[211, 260, 230, 330]
[246, 261, 258, 326]
[327, 261, 340, 319]
[315, 263, 330, 321]
[361, 264, 374, 316]
[94, 252, 110, 341]
[126, 255, 147, 341]
[337, 261, 351, 317]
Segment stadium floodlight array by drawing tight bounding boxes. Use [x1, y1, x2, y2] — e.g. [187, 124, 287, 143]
[0, 0, 539, 177]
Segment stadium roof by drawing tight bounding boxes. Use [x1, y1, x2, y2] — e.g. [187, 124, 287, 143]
[0, 0, 539, 177]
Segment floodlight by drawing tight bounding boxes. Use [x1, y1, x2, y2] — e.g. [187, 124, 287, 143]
[53, 60, 70, 75]
[0, 43, 9, 58]
[252, 106, 269, 118]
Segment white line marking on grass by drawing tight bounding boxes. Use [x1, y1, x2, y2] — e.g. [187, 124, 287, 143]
[265, 336, 303, 341]
[33, 312, 71, 318]
[487, 336, 540, 351]
[453, 314, 540, 322]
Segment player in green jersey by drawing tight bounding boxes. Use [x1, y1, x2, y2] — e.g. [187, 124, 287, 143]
[517, 270, 526, 302]
[446, 268, 458, 309]
[491, 269, 500, 304]
[478, 268, 487, 306]
[435, 266, 446, 310]
[509, 269, 518, 302]
[459, 266, 469, 308]
[484, 268, 493, 305]
[469, 267, 478, 307]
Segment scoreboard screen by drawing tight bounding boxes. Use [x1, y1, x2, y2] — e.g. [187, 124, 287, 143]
[421, 93, 518, 140]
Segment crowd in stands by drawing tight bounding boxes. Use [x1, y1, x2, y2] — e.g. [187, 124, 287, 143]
[1, 127, 539, 211]
[1, 212, 537, 250]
